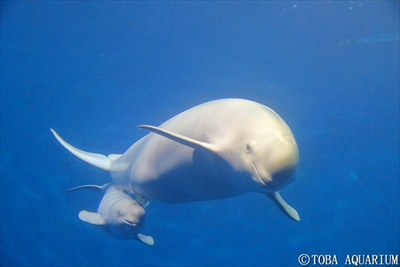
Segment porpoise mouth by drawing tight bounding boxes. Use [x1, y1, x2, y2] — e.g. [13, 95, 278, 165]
[252, 161, 295, 192]
[123, 219, 138, 227]
[251, 161, 268, 186]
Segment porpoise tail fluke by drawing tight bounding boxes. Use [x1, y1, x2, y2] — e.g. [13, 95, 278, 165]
[50, 129, 121, 171]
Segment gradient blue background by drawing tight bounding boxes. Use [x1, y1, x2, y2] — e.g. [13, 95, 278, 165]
[1, 1, 399, 266]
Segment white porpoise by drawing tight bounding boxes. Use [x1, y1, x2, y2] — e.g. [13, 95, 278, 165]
[68, 183, 154, 245]
[51, 98, 300, 221]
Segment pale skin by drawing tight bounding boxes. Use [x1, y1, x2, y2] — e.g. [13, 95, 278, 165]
[68, 183, 154, 245]
[52, 98, 300, 222]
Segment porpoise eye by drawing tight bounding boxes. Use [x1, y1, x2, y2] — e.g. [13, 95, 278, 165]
[245, 144, 251, 153]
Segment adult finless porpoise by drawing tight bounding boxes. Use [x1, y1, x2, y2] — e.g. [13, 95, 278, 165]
[51, 98, 300, 221]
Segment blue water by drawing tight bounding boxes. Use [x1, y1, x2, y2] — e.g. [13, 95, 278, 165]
[1, 1, 399, 266]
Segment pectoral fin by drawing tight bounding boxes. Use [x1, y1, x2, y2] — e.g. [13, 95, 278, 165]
[138, 125, 218, 153]
[268, 192, 300, 221]
[78, 210, 106, 225]
[136, 233, 154, 246]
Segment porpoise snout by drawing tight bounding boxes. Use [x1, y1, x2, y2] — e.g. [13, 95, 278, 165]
[268, 135, 299, 191]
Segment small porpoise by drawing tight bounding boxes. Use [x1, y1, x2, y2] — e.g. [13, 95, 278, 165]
[52, 98, 300, 221]
[69, 183, 154, 245]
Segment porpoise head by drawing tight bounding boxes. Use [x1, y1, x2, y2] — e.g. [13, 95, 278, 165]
[246, 127, 299, 192]
[106, 198, 146, 239]
[220, 106, 299, 193]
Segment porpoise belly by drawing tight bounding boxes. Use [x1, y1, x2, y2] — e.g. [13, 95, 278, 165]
[134, 166, 246, 203]
[130, 147, 247, 203]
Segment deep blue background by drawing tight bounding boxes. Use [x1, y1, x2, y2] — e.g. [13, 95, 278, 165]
[1, 1, 399, 266]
